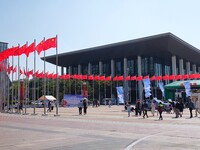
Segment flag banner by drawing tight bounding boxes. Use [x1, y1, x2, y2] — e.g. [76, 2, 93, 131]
[158, 82, 165, 97]
[143, 77, 151, 98]
[184, 81, 191, 97]
[116, 86, 124, 104]
[63, 94, 83, 107]
[145, 92, 151, 98]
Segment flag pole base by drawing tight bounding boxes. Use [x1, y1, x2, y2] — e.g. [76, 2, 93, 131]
[42, 114, 48, 116]
[54, 114, 60, 117]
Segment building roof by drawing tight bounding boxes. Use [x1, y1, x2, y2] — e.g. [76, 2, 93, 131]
[43, 33, 200, 67]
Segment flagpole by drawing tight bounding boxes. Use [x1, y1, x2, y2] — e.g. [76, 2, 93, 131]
[55, 35, 60, 116]
[42, 37, 47, 116]
[93, 75, 94, 102]
[24, 42, 28, 115]
[32, 39, 37, 115]
[7, 59, 10, 112]
[11, 56, 14, 113]
[17, 46, 20, 113]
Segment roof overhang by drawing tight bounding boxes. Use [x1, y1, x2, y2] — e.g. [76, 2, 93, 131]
[42, 33, 200, 67]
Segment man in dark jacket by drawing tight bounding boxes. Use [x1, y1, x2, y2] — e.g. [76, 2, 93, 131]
[188, 98, 195, 118]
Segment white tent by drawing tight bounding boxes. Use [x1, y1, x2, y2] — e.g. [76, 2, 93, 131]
[38, 95, 56, 101]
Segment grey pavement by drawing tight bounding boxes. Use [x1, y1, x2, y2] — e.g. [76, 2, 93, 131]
[1, 106, 200, 150]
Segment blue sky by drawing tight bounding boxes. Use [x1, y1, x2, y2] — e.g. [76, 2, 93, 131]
[1, 0, 200, 79]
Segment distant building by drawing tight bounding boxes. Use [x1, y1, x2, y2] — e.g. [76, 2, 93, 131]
[0, 42, 8, 112]
[44, 33, 200, 102]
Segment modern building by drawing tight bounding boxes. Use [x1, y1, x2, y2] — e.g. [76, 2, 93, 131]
[0, 42, 8, 111]
[44, 33, 200, 102]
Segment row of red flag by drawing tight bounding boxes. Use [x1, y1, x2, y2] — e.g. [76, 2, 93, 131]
[3, 65, 200, 81]
[0, 37, 56, 62]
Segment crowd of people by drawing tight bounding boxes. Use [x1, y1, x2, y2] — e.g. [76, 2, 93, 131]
[125, 96, 199, 120]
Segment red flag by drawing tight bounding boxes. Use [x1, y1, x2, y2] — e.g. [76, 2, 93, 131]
[131, 76, 136, 80]
[36, 40, 45, 55]
[136, 76, 143, 81]
[88, 75, 94, 80]
[94, 75, 100, 81]
[18, 44, 27, 56]
[20, 69, 23, 75]
[169, 75, 175, 80]
[64, 74, 70, 80]
[182, 74, 189, 80]
[13, 66, 17, 73]
[162, 75, 169, 80]
[113, 76, 118, 81]
[124, 76, 131, 81]
[175, 74, 182, 80]
[105, 76, 111, 81]
[155, 76, 162, 81]
[117, 76, 124, 81]
[25, 42, 34, 57]
[99, 76, 105, 81]
[81, 75, 87, 80]
[43, 37, 56, 50]
[143, 75, 149, 79]
[150, 76, 155, 81]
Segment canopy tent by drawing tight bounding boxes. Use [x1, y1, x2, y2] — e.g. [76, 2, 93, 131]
[38, 95, 56, 101]
[164, 80, 200, 100]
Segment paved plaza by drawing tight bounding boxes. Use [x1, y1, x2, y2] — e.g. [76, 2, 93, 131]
[1, 105, 200, 150]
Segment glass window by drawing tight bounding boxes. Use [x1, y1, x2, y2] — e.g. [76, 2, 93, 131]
[103, 61, 111, 76]
[91, 63, 99, 75]
[115, 60, 122, 75]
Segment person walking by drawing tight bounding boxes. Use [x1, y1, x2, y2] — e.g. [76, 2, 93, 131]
[175, 100, 181, 118]
[83, 98, 88, 115]
[77, 100, 83, 115]
[47, 101, 51, 112]
[158, 102, 164, 120]
[135, 100, 141, 116]
[126, 101, 131, 117]
[179, 100, 184, 116]
[188, 99, 195, 118]
[194, 98, 200, 117]
[142, 100, 148, 118]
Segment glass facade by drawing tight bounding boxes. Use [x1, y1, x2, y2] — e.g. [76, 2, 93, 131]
[115, 59, 123, 75]
[91, 63, 99, 75]
[127, 59, 135, 75]
[103, 61, 111, 75]
[81, 64, 88, 75]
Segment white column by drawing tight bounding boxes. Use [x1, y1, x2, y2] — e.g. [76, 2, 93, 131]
[88, 63, 91, 74]
[68, 66, 72, 75]
[186, 61, 191, 74]
[179, 59, 184, 75]
[78, 64, 81, 74]
[99, 61, 103, 75]
[111, 59, 115, 77]
[172, 56, 177, 75]
[192, 64, 196, 74]
[123, 58, 128, 102]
